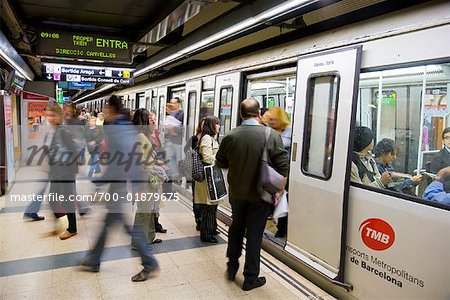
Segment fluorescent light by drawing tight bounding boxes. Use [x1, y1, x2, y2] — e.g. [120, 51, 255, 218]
[134, 0, 312, 77]
[73, 84, 115, 102]
[84, 0, 313, 98]
[0, 48, 33, 81]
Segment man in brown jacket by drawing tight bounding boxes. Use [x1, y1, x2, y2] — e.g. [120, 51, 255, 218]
[216, 98, 289, 291]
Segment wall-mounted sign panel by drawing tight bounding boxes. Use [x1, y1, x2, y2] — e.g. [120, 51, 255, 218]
[42, 63, 134, 86]
[37, 30, 132, 63]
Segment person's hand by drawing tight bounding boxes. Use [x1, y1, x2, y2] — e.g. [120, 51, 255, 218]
[411, 174, 423, 185]
[274, 192, 282, 206]
[380, 171, 393, 185]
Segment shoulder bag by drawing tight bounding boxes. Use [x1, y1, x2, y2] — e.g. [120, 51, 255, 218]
[259, 127, 284, 204]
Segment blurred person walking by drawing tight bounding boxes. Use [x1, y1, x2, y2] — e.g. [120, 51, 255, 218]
[84, 116, 104, 177]
[81, 96, 159, 282]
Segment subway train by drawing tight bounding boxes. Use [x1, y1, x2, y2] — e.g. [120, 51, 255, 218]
[80, 2, 450, 299]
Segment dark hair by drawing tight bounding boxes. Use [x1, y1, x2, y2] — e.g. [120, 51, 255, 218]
[132, 108, 151, 136]
[442, 127, 450, 140]
[240, 98, 260, 119]
[374, 138, 399, 157]
[353, 126, 373, 152]
[201, 116, 220, 138]
[108, 95, 123, 113]
[171, 97, 181, 104]
[196, 117, 206, 135]
[260, 107, 269, 116]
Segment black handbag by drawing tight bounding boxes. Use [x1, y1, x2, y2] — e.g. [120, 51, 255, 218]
[259, 127, 284, 204]
[179, 146, 205, 182]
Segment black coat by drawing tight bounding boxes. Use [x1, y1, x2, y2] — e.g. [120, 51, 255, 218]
[429, 147, 450, 174]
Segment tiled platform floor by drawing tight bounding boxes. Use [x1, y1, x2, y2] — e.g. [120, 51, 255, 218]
[0, 167, 334, 299]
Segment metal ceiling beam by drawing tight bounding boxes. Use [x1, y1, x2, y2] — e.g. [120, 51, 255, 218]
[0, 31, 34, 81]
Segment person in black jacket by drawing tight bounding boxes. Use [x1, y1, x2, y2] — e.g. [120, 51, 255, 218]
[184, 118, 205, 230]
[429, 127, 450, 174]
[216, 99, 289, 291]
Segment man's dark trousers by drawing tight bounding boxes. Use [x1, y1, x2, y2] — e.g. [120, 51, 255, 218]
[227, 197, 271, 282]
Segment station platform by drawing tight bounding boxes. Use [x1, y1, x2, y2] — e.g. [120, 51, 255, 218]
[0, 166, 334, 299]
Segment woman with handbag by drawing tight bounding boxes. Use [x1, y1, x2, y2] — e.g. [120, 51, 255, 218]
[195, 116, 221, 243]
[84, 116, 104, 177]
[131, 108, 162, 246]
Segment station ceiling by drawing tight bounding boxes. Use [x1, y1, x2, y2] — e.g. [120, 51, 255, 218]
[0, 0, 434, 101]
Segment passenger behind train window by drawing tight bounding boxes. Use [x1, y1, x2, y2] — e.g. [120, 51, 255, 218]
[350, 126, 393, 188]
[429, 127, 450, 174]
[374, 138, 423, 195]
[423, 166, 450, 205]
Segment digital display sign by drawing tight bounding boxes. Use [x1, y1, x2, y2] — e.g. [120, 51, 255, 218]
[37, 30, 132, 63]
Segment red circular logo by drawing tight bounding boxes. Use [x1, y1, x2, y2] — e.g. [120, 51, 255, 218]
[359, 218, 395, 251]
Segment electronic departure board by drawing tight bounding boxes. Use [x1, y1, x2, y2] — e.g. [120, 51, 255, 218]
[36, 30, 132, 63]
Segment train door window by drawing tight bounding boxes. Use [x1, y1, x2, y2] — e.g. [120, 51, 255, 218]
[158, 95, 165, 129]
[302, 75, 339, 179]
[187, 92, 197, 136]
[151, 92, 158, 114]
[355, 63, 450, 208]
[200, 91, 214, 120]
[137, 92, 145, 109]
[247, 70, 296, 119]
[218, 87, 233, 140]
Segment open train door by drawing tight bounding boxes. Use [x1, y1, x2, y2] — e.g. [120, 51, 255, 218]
[286, 46, 362, 284]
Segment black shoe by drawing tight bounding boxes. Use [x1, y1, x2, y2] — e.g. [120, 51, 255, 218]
[151, 238, 162, 244]
[196, 224, 200, 231]
[226, 261, 238, 281]
[274, 231, 286, 238]
[23, 213, 45, 221]
[155, 224, 167, 233]
[79, 260, 100, 272]
[242, 277, 266, 291]
[201, 236, 218, 243]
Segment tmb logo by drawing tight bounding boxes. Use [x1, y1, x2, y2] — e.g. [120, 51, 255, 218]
[359, 218, 395, 251]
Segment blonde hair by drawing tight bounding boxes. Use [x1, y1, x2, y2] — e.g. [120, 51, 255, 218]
[268, 106, 290, 130]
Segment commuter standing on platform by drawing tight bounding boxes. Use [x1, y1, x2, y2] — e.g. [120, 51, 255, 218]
[195, 116, 220, 243]
[81, 96, 159, 282]
[215, 98, 289, 291]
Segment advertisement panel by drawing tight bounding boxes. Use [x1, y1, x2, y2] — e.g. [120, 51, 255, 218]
[3, 93, 15, 186]
[27, 102, 47, 140]
[345, 188, 450, 299]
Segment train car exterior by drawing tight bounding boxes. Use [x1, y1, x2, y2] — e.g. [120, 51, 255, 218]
[90, 2, 450, 298]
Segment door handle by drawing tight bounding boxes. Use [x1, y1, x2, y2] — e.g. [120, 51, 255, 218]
[292, 142, 297, 162]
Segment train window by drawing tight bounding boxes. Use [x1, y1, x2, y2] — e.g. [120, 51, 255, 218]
[355, 63, 450, 208]
[200, 91, 214, 120]
[187, 91, 197, 136]
[219, 87, 233, 141]
[247, 74, 296, 119]
[302, 75, 339, 180]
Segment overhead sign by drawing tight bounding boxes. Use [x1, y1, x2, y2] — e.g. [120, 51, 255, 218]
[42, 63, 134, 85]
[36, 30, 132, 63]
[69, 82, 95, 90]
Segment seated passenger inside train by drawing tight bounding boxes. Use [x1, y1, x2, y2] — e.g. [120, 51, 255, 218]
[423, 166, 450, 205]
[350, 126, 393, 188]
[374, 138, 422, 195]
[429, 127, 450, 174]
